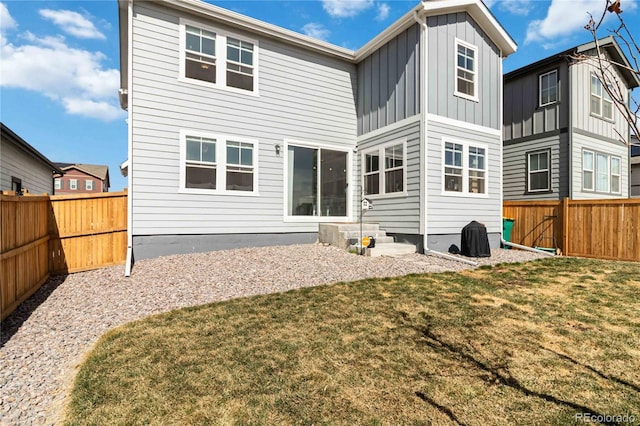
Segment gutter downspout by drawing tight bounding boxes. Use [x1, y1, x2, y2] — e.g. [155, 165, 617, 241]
[125, 0, 134, 277]
[411, 10, 477, 267]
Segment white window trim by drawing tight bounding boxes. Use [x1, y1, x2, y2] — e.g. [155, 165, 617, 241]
[590, 73, 613, 121]
[453, 38, 479, 103]
[611, 156, 622, 194]
[582, 149, 622, 194]
[54, 178, 62, 190]
[360, 139, 408, 199]
[70, 179, 78, 190]
[441, 138, 489, 198]
[179, 129, 259, 196]
[85, 180, 94, 191]
[179, 17, 259, 97]
[582, 150, 594, 191]
[539, 70, 558, 107]
[283, 139, 353, 223]
[527, 150, 551, 193]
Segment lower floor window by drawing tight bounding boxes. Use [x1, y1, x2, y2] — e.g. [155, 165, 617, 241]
[362, 140, 406, 196]
[181, 131, 257, 193]
[287, 144, 348, 217]
[528, 150, 550, 192]
[583, 149, 621, 194]
[443, 140, 487, 195]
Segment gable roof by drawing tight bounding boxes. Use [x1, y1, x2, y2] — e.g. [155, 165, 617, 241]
[118, 0, 516, 108]
[56, 163, 110, 183]
[505, 36, 640, 89]
[1, 122, 63, 175]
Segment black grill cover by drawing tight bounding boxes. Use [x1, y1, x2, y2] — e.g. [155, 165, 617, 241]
[460, 221, 491, 257]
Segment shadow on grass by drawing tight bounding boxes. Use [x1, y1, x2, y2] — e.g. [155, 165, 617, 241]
[541, 346, 640, 394]
[415, 391, 469, 426]
[414, 326, 619, 426]
[0, 274, 67, 348]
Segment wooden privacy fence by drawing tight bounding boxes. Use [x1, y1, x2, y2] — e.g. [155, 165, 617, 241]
[1, 191, 127, 320]
[504, 198, 640, 262]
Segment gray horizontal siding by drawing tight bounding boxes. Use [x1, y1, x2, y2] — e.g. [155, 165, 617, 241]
[571, 132, 629, 199]
[131, 2, 357, 236]
[357, 24, 420, 135]
[426, 119, 502, 234]
[503, 133, 569, 200]
[357, 119, 421, 235]
[0, 139, 53, 194]
[427, 12, 501, 130]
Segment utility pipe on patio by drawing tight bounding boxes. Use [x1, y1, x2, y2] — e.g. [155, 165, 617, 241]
[500, 239, 556, 256]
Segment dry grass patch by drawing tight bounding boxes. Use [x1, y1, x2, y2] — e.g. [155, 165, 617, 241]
[64, 257, 640, 425]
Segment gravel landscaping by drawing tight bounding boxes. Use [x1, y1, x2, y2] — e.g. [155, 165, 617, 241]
[0, 244, 546, 425]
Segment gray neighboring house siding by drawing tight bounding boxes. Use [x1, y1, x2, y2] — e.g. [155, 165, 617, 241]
[120, 0, 517, 260]
[0, 123, 60, 195]
[504, 37, 639, 201]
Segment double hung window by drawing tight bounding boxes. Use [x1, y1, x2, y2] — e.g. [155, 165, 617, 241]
[362, 141, 406, 197]
[455, 40, 477, 101]
[443, 140, 487, 195]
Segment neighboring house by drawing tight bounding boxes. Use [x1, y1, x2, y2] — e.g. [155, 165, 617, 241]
[53, 163, 110, 194]
[631, 135, 639, 197]
[503, 37, 640, 200]
[118, 0, 516, 261]
[0, 122, 62, 195]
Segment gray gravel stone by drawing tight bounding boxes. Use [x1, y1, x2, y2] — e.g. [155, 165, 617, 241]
[0, 244, 546, 425]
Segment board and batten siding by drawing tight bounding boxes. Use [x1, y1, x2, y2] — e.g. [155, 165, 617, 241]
[503, 62, 569, 141]
[426, 12, 501, 130]
[503, 133, 569, 200]
[426, 119, 502, 234]
[130, 2, 357, 236]
[570, 51, 630, 141]
[357, 118, 421, 235]
[571, 132, 629, 199]
[0, 139, 53, 195]
[357, 24, 421, 136]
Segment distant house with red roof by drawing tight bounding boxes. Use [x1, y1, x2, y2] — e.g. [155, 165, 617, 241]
[54, 163, 110, 194]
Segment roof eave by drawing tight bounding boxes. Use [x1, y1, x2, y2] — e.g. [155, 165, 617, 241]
[118, 0, 129, 110]
[1, 123, 63, 175]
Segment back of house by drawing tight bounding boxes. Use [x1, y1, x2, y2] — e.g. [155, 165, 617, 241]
[118, 0, 516, 262]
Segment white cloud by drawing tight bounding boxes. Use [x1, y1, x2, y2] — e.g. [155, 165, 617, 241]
[322, 0, 374, 18]
[498, 0, 532, 16]
[301, 23, 330, 41]
[62, 98, 123, 121]
[1, 31, 124, 121]
[0, 2, 16, 32]
[39, 9, 105, 39]
[376, 3, 390, 21]
[524, 0, 632, 45]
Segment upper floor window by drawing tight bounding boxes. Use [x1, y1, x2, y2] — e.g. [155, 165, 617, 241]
[226, 38, 254, 91]
[527, 150, 550, 192]
[54, 178, 62, 190]
[454, 39, 477, 101]
[539, 70, 558, 106]
[583, 149, 621, 194]
[180, 19, 258, 94]
[85, 180, 94, 191]
[70, 179, 78, 190]
[362, 141, 406, 197]
[181, 131, 258, 194]
[590, 73, 613, 120]
[185, 25, 216, 84]
[443, 140, 487, 196]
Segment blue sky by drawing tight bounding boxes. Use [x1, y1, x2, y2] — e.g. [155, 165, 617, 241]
[1, 0, 638, 191]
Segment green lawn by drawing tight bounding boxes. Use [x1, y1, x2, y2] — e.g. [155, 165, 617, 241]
[65, 257, 640, 425]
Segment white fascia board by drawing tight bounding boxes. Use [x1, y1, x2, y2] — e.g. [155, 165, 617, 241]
[159, 0, 355, 61]
[421, 0, 517, 57]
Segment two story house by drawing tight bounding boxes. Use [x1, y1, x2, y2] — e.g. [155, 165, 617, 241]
[53, 163, 111, 194]
[118, 0, 516, 263]
[503, 37, 639, 200]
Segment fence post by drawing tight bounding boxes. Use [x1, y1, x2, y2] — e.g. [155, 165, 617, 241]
[562, 197, 569, 256]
